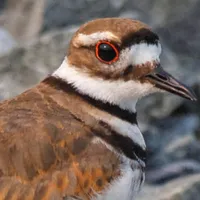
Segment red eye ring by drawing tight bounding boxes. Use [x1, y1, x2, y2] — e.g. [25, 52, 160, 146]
[95, 41, 119, 64]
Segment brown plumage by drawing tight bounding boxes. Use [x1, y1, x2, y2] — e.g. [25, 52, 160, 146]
[0, 18, 149, 199]
[0, 77, 121, 200]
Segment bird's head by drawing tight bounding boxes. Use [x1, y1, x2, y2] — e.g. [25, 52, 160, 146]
[54, 18, 196, 112]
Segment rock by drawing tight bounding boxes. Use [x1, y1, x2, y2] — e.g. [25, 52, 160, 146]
[0, 27, 17, 56]
[137, 174, 200, 200]
[143, 114, 200, 170]
[109, 0, 128, 10]
[146, 160, 200, 184]
[3, 0, 46, 42]
[0, 0, 5, 11]
[42, 0, 152, 31]
[119, 10, 147, 23]
[155, 0, 200, 72]
[0, 27, 76, 100]
[128, 0, 199, 27]
[43, 0, 114, 31]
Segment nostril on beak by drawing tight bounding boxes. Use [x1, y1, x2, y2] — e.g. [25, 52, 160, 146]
[144, 65, 197, 101]
[155, 73, 168, 81]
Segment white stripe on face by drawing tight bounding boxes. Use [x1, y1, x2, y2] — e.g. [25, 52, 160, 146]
[53, 60, 158, 113]
[130, 43, 161, 65]
[73, 32, 121, 47]
[98, 42, 161, 73]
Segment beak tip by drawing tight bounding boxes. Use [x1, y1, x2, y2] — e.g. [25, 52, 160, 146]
[144, 65, 198, 102]
[188, 90, 198, 101]
[186, 92, 198, 101]
[191, 96, 198, 101]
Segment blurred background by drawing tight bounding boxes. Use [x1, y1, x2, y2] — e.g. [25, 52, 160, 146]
[0, 0, 200, 199]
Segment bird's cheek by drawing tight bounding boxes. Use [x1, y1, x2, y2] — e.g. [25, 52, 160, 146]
[131, 61, 158, 79]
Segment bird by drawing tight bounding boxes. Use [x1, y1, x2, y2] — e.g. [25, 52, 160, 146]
[0, 18, 196, 200]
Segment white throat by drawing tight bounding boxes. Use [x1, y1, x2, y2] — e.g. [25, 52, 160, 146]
[53, 59, 155, 112]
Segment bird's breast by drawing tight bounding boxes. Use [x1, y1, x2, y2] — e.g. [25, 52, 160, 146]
[94, 160, 144, 200]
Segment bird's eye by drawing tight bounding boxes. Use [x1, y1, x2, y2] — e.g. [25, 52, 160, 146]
[95, 41, 119, 64]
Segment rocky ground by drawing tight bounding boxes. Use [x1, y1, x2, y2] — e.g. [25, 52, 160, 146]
[0, 0, 200, 199]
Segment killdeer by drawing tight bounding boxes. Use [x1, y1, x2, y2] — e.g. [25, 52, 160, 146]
[0, 18, 196, 200]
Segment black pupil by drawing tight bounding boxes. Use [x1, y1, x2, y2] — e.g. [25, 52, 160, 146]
[98, 43, 117, 62]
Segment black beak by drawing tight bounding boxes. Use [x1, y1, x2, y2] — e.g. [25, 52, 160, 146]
[145, 65, 197, 101]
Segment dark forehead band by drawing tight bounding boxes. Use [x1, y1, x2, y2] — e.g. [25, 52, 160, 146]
[120, 28, 159, 49]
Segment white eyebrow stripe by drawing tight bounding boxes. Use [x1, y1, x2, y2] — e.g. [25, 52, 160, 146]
[131, 43, 162, 65]
[73, 32, 121, 47]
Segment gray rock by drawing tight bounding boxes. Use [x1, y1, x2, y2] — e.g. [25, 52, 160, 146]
[2, 0, 46, 42]
[155, 0, 200, 70]
[128, 0, 199, 27]
[119, 10, 147, 22]
[43, 0, 151, 31]
[0, 27, 76, 100]
[0, 0, 5, 11]
[0, 27, 17, 56]
[146, 160, 200, 184]
[143, 115, 200, 169]
[43, 0, 115, 31]
[109, 0, 128, 10]
[137, 174, 200, 200]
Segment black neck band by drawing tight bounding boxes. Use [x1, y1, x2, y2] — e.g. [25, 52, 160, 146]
[44, 76, 137, 124]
